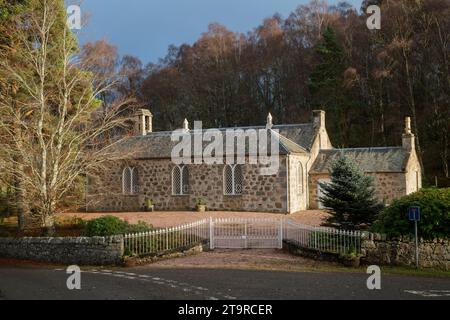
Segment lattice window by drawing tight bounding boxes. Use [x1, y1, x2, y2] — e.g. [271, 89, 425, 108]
[224, 165, 233, 195]
[234, 165, 243, 195]
[223, 164, 243, 195]
[131, 167, 138, 194]
[173, 165, 189, 195]
[123, 167, 138, 194]
[182, 166, 190, 195]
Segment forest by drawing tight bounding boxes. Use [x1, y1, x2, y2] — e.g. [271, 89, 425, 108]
[0, 0, 448, 232]
[79, 0, 449, 185]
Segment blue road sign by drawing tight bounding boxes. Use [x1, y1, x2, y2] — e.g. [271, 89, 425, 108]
[409, 206, 420, 222]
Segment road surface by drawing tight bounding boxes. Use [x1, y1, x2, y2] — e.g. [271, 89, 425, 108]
[0, 264, 449, 300]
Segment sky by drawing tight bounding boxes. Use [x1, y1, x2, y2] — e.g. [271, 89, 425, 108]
[74, 0, 363, 65]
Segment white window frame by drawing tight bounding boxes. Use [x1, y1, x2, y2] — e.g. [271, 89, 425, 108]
[297, 162, 304, 195]
[122, 166, 138, 195]
[172, 165, 189, 196]
[223, 164, 243, 196]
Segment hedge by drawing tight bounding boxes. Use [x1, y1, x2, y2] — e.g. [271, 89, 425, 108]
[372, 188, 450, 239]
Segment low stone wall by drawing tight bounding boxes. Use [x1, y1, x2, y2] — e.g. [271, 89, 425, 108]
[283, 240, 340, 262]
[284, 236, 449, 270]
[124, 242, 208, 266]
[361, 235, 450, 270]
[0, 236, 124, 265]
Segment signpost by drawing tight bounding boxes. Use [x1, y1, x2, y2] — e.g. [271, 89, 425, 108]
[408, 207, 420, 269]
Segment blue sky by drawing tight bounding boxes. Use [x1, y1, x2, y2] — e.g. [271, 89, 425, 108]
[75, 0, 363, 64]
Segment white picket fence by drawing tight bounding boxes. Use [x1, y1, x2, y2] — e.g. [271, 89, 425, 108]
[124, 217, 362, 257]
[124, 219, 209, 257]
[283, 219, 362, 255]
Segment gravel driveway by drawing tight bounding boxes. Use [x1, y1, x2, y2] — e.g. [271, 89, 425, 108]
[60, 210, 329, 228]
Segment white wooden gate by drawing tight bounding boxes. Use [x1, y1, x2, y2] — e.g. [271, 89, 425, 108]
[210, 218, 282, 249]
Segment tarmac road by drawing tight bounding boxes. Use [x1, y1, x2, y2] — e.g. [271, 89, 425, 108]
[0, 264, 449, 300]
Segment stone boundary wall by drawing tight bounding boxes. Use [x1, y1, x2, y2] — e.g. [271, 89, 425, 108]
[284, 236, 450, 270]
[283, 240, 340, 262]
[361, 234, 450, 270]
[124, 242, 208, 266]
[0, 236, 124, 265]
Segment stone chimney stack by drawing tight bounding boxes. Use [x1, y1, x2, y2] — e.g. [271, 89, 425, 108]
[183, 118, 189, 131]
[134, 109, 153, 136]
[402, 117, 415, 151]
[313, 110, 326, 129]
[266, 113, 273, 129]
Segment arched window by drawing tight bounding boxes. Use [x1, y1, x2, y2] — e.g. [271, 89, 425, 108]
[172, 165, 189, 195]
[223, 164, 243, 195]
[122, 167, 138, 194]
[296, 162, 304, 195]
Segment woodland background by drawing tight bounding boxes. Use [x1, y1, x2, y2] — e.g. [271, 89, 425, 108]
[2, 0, 449, 187]
[79, 0, 449, 185]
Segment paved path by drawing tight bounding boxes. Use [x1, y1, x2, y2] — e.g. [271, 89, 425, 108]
[59, 210, 329, 228]
[1, 264, 449, 300]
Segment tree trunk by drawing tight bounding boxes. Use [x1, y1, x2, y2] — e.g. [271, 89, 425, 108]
[14, 168, 31, 231]
[41, 211, 55, 236]
[403, 48, 425, 175]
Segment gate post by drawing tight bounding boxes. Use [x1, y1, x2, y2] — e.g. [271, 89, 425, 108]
[209, 217, 214, 250]
[244, 220, 248, 249]
[279, 219, 283, 249]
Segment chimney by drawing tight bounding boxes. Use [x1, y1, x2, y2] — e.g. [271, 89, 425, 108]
[183, 118, 189, 131]
[402, 117, 415, 151]
[266, 113, 273, 129]
[134, 109, 153, 136]
[313, 110, 326, 129]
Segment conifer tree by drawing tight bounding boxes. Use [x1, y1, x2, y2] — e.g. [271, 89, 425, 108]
[308, 26, 346, 109]
[319, 155, 383, 230]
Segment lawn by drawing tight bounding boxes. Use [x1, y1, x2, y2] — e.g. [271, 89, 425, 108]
[0, 216, 85, 238]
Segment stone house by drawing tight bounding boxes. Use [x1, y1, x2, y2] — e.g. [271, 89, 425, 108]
[87, 109, 422, 213]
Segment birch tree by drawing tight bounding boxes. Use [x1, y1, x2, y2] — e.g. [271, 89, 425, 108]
[0, 0, 133, 232]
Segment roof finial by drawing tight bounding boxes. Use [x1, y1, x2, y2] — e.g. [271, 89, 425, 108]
[266, 112, 273, 129]
[183, 118, 189, 131]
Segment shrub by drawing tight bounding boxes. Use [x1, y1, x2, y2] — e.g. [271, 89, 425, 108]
[84, 216, 128, 237]
[56, 216, 86, 229]
[373, 188, 450, 239]
[125, 220, 153, 234]
[84, 216, 152, 237]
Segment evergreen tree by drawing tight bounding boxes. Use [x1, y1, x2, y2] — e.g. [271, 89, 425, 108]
[308, 26, 346, 109]
[319, 155, 383, 230]
[308, 25, 355, 146]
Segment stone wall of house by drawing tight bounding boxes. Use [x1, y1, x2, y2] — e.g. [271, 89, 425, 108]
[308, 173, 331, 210]
[371, 172, 406, 205]
[361, 235, 450, 270]
[308, 172, 407, 209]
[88, 156, 289, 213]
[0, 236, 124, 265]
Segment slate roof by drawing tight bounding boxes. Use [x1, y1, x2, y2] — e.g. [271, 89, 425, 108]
[114, 123, 316, 160]
[310, 147, 410, 173]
